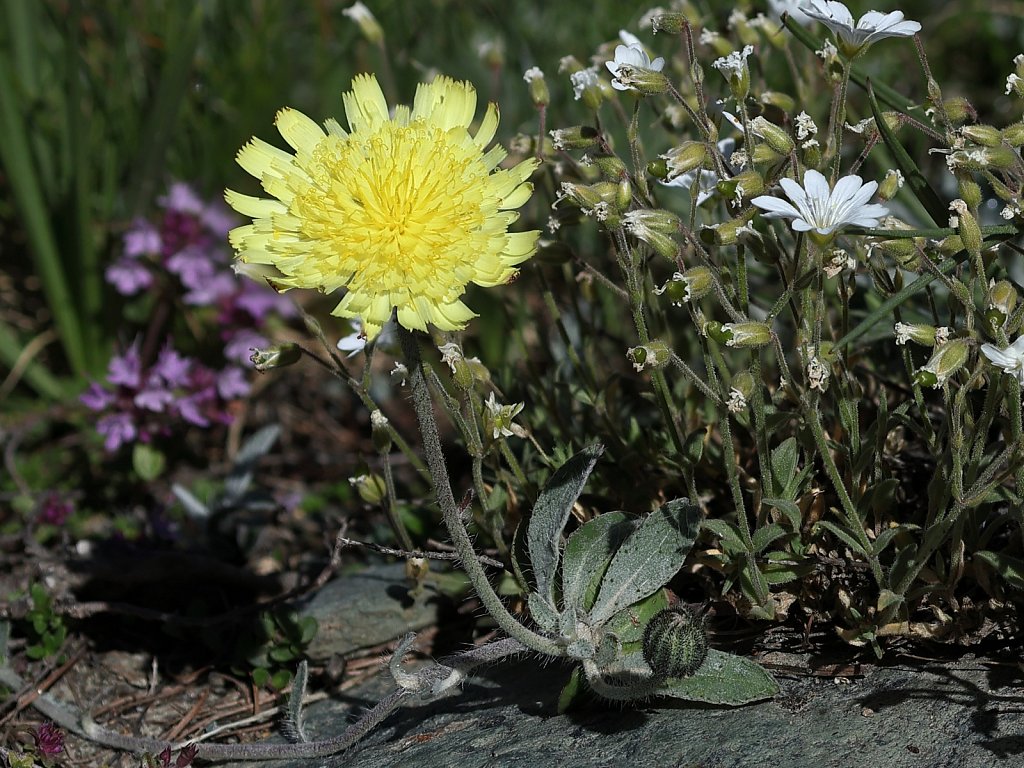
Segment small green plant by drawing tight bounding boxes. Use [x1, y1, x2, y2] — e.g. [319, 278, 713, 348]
[236, 609, 318, 691]
[22, 584, 67, 662]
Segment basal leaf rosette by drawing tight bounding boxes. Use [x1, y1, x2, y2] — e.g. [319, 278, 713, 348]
[225, 74, 540, 337]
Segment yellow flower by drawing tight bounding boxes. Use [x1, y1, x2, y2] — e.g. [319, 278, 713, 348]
[225, 74, 539, 337]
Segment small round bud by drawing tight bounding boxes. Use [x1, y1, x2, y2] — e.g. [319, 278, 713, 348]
[642, 606, 708, 678]
[957, 178, 983, 210]
[878, 169, 904, 201]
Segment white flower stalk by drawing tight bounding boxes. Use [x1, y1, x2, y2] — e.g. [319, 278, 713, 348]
[981, 337, 1024, 385]
[802, 1, 920, 58]
[751, 169, 889, 243]
[605, 43, 666, 92]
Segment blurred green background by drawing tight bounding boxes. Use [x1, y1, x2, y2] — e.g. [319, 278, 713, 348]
[1, 0, 1023, 397]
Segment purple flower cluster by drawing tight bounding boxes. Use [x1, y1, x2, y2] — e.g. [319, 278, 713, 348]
[33, 722, 64, 756]
[84, 183, 295, 452]
[106, 182, 295, 365]
[81, 342, 249, 451]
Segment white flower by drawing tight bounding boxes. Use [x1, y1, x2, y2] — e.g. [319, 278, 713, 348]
[484, 392, 525, 439]
[570, 68, 599, 100]
[711, 45, 754, 79]
[981, 338, 1024, 385]
[438, 342, 463, 373]
[802, 1, 920, 56]
[751, 169, 889, 239]
[795, 111, 818, 140]
[807, 356, 830, 391]
[391, 362, 408, 386]
[337, 320, 392, 357]
[768, 0, 811, 25]
[523, 66, 544, 83]
[605, 43, 665, 91]
[726, 388, 748, 413]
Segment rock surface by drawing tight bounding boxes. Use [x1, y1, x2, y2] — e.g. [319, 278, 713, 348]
[221, 564, 1024, 768]
[298, 562, 444, 660]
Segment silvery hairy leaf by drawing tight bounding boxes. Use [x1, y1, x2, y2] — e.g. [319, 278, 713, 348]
[527, 444, 604, 608]
[560, 511, 632, 616]
[604, 649, 779, 705]
[588, 498, 701, 626]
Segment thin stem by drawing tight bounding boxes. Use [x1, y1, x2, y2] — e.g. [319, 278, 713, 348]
[399, 326, 566, 657]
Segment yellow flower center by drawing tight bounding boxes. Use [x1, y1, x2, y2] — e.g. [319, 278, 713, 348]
[297, 121, 487, 305]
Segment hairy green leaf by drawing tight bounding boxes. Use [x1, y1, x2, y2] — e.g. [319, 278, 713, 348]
[561, 511, 632, 614]
[528, 444, 604, 604]
[589, 499, 700, 625]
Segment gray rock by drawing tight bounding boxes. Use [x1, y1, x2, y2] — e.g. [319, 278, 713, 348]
[298, 562, 444, 660]
[217, 652, 1024, 768]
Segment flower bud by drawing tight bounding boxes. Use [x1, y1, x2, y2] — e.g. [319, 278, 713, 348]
[1001, 122, 1024, 147]
[350, 473, 386, 504]
[915, 338, 970, 388]
[751, 116, 795, 156]
[957, 178, 983, 210]
[949, 199, 982, 258]
[722, 321, 772, 348]
[751, 143, 784, 165]
[759, 90, 796, 113]
[642, 606, 708, 678]
[370, 409, 392, 454]
[989, 279, 1018, 317]
[801, 140, 823, 169]
[549, 125, 601, 151]
[700, 210, 756, 246]
[961, 124, 1002, 148]
[651, 12, 687, 35]
[878, 169, 904, 201]
[661, 141, 707, 179]
[940, 97, 975, 124]
[343, 2, 384, 46]
[731, 369, 755, 400]
[949, 146, 1019, 171]
[585, 153, 628, 181]
[894, 322, 944, 347]
[654, 266, 714, 306]
[627, 339, 671, 372]
[250, 343, 302, 371]
[716, 169, 765, 203]
[523, 67, 550, 108]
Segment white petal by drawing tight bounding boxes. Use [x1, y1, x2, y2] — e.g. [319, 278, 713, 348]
[802, 169, 831, 201]
[751, 195, 803, 220]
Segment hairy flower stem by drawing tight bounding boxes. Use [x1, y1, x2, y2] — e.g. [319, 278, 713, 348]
[803, 394, 884, 587]
[613, 229, 686, 457]
[826, 61, 852, 183]
[399, 326, 566, 657]
[703, 348, 770, 609]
